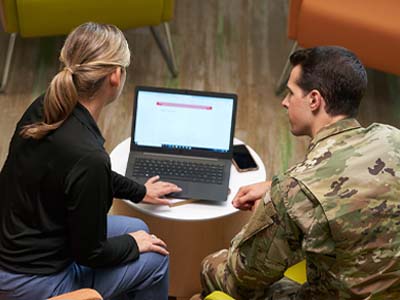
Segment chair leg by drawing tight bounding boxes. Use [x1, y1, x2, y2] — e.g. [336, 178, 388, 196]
[0, 33, 17, 93]
[163, 22, 178, 76]
[275, 41, 298, 96]
[150, 23, 178, 77]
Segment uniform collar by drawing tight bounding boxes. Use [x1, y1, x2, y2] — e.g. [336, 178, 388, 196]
[72, 102, 106, 146]
[308, 118, 361, 152]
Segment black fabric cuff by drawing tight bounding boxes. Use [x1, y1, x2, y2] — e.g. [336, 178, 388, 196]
[133, 184, 146, 203]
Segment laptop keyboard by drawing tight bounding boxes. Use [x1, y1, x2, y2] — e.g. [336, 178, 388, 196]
[132, 158, 225, 184]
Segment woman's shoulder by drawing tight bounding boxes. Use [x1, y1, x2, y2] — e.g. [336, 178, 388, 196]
[16, 95, 45, 129]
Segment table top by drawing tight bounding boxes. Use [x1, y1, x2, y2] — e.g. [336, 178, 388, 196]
[110, 138, 266, 221]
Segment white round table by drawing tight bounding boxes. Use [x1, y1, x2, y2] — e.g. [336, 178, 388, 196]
[110, 138, 266, 221]
[110, 138, 266, 299]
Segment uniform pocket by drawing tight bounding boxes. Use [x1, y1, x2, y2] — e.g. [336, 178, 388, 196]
[239, 201, 277, 246]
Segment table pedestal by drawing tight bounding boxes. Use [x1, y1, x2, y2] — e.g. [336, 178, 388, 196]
[111, 200, 252, 300]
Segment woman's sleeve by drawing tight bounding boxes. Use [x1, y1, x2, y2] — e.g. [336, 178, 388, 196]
[64, 151, 140, 268]
[111, 170, 146, 203]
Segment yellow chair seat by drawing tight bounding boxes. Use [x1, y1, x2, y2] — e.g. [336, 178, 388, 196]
[205, 260, 307, 300]
[205, 291, 235, 300]
[283, 259, 307, 285]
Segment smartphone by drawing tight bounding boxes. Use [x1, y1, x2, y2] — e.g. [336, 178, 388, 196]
[232, 144, 259, 172]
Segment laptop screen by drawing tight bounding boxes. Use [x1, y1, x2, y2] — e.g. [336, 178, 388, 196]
[133, 88, 236, 153]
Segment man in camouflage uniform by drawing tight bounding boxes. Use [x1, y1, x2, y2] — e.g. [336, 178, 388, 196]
[195, 46, 400, 300]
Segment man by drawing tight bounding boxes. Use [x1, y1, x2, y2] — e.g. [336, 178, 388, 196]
[195, 46, 400, 299]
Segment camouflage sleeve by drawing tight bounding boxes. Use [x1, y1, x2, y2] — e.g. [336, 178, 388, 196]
[226, 175, 308, 290]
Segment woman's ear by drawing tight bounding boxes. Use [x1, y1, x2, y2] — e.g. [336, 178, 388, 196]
[109, 67, 122, 87]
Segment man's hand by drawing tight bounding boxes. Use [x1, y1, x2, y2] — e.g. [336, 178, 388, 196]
[143, 176, 182, 205]
[232, 181, 271, 211]
[129, 230, 169, 255]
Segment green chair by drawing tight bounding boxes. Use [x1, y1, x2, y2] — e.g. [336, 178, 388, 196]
[0, 0, 178, 92]
[205, 260, 307, 300]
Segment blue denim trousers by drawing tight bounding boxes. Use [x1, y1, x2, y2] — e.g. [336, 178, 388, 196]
[0, 215, 169, 300]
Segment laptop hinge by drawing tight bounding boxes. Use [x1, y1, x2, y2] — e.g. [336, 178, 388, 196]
[142, 152, 219, 161]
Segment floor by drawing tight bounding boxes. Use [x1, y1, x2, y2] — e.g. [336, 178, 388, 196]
[1, 1, 400, 299]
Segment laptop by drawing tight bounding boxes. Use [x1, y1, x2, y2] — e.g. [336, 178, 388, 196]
[125, 86, 237, 202]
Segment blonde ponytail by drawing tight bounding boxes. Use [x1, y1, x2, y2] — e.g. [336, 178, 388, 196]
[20, 68, 78, 139]
[20, 22, 130, 139]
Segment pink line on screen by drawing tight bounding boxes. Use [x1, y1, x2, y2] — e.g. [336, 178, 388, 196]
[156, 101, 212, 110]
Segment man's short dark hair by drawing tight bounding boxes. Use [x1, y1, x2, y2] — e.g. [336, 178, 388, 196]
[289, 46, 367, 117]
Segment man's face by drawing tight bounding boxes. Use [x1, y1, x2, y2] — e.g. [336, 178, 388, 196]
[281, 65, 313, 137]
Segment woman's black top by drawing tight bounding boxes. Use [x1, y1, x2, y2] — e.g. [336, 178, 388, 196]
[0, 95, 146, 274]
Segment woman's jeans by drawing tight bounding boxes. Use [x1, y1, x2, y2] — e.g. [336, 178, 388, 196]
[0, 215, 169, 300]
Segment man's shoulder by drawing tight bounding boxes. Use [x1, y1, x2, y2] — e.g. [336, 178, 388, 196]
[288, 122, 399, 175]
[344, 122, 400, 146]
[368, 122, 400, 132]
[366, 122, 400, 143]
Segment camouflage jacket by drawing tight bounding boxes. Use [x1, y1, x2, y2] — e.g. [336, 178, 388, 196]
[227, 118, 400, 299]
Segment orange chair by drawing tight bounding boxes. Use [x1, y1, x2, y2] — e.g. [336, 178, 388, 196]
[48, 288, 102, 300]
[276, 0, 400, 94]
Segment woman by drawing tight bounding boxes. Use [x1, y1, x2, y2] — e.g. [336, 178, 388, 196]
[0, 22, 181, 300]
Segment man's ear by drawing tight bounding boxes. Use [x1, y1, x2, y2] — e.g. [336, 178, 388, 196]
[109, 67, 121, 87]
[308, 89, 323, 112]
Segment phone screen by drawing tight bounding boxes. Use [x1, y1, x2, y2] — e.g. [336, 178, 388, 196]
[232, 144, 258, 171]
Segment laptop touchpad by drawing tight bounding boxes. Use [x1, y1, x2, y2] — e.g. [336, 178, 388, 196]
[169, 181, 189, 198]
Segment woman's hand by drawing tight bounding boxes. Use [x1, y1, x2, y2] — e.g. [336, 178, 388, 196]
[129, 230, 169, 255]
[232, 181, 271, 211]
[143, 176, 182, 205]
